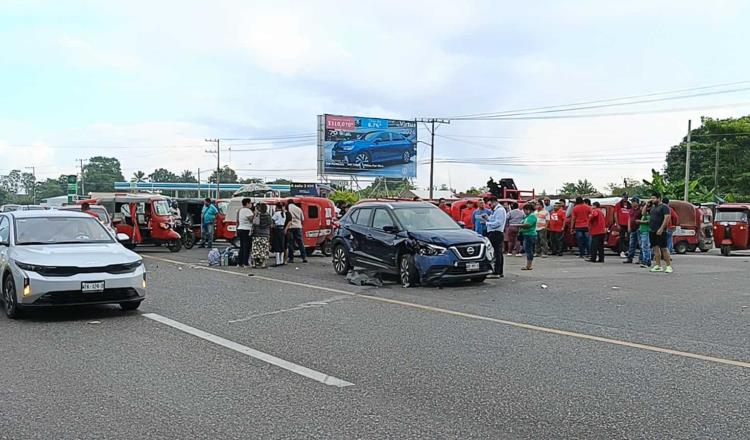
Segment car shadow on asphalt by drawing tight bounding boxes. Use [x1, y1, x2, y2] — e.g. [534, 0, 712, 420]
[17, 305, 139, 323]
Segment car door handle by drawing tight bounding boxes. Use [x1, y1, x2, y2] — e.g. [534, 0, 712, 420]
[366, 234, 374, 240]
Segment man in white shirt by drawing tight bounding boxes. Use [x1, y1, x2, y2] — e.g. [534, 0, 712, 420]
[287, 201, 307, 263]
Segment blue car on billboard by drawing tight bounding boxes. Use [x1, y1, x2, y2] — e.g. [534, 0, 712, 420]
[331, 131, 415, 168]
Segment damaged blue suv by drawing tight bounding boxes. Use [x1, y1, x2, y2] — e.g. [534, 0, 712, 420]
[331, 201, 494, 285]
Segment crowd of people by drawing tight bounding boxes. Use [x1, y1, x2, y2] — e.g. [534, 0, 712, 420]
[197, 197, 308, 269]
[461, 192, 677, 276]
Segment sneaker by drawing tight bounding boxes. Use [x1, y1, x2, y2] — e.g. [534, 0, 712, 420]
[649, 266, 663, 273]
[640, 263, 649, 268]
[664, 266, 674, 274]
[620, 252, 627, 258]
[623, 259, 633, 264]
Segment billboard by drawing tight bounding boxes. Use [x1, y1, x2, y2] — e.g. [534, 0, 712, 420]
[318, 114, 417, 178]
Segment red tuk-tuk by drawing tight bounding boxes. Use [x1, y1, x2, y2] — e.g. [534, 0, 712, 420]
[713, 203, 750, 256]
[83, 193, 182, 252]
[225, 196, 337, 255]
[669, 200, 713, 254]
[214, 199, 236, 243]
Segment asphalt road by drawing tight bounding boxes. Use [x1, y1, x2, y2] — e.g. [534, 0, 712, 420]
[2, 246, 749, 439]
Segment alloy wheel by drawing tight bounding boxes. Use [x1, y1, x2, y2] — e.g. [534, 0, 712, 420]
[400, 256, 410, 285]
[355, 153, 370, 168]
[333, 247, 348, 274]
[4, 276, 17, 318]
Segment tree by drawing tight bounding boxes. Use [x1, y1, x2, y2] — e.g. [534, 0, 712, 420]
[0, 170, 22, 194]
[20, 172, 35, 198]
[148, 168, 179, 183]
[558, 179, 599, 196]
[464, 186, 483, 196]
[179, 170, 198, 183]
[359, 178, 413, 198]
[606, 178, 649, 197]
[131, 171, 147, 183]
[36, 177, 66, 200]
[663, 115, 750, 201]
[330, 190, 359, 206]
[84, 157, 125, 193]
[268, 178, 292, 185]
[208, 166, 238, 184]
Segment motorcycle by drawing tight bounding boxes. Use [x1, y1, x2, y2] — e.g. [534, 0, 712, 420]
[175, 217, 196, 250]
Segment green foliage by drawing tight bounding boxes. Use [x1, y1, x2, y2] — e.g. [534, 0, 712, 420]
[359, 177, 413, 199]
[36, 177, 67, 200]
[664, 115, 750, 201]
[179, 170, 198, 183]
[606, 178, 650, 198]
[208, 166, 238, 183]
[148, 168, 179, 183]
[330, 190, 359, 206]
[558, 179, 599, 196]
[131, 171, 147, 182]
[464, 187, 483, 196]
[84, 157, 125, 193]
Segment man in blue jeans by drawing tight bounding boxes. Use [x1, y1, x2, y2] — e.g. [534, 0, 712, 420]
[286, 200, 307, 263]
[625, 197, 641, 264]
[199, 198, 218, 248]
[569, 197, 592, 258]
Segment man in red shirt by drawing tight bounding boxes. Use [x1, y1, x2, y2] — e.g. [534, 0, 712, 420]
[625, 197, 641, 264]
[614, 193, 633, 258]
[569, 197, 592, 258]
[461, 201, 475, 230]
[438, 198, 452, 217]
[547, 201, 566, 256]
[588, 201, 606, 263]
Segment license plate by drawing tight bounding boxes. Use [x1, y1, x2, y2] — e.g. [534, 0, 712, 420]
[466, 262, 480, 272]
[81, 281, 105, 293]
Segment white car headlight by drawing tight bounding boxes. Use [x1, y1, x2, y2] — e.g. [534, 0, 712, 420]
[417, 242, 447, 256]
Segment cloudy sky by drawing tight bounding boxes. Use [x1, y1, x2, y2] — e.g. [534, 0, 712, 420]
[2, 0, 750, 194]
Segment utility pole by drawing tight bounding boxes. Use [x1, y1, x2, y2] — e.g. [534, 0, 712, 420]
[683, 120, 692, 202]
[205, 139, 220, 199]
[415, 118, 450, 200]
[714, 141, 720, 193]
[77, 158, 88, 198]
[24, 166, 36, 204]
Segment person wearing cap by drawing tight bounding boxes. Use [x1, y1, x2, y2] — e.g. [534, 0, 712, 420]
[615, 192, 633, 258]
[624, 197, 641, 264]
[485, 196, 506, 278]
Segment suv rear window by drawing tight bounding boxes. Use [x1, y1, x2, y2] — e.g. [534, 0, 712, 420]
[353, 208, 373, 226]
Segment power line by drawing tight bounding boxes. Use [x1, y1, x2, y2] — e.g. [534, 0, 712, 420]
[450, 101, 750, 121]
[440, 79, 750, 119]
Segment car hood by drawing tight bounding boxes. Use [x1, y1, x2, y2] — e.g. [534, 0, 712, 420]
[406, 229, 484, 246]
[11, 243, 141, 267]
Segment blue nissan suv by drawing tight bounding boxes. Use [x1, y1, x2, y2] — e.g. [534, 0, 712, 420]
[331, 131, 415, 168]
[331, 201, 494, 285]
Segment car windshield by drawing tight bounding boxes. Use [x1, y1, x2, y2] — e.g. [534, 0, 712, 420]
[393, 207, 460, 231]
[154, 200, 171, 216]
[715, 210, 748, 222]
[14, 216, 114, 245]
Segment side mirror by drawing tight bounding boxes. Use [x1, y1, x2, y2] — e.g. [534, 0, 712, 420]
[457, 221, 466, 229]
[116, 233, 131, 242]
[382, 225, 398, 234]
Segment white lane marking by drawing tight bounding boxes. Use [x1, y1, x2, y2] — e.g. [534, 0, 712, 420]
[143, 255, 750, 369]
[142, 313, 354, 388]
[228, 295, 351, 324]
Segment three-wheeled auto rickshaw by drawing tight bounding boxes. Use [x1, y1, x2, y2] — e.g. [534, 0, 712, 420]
[226, 196, 336, 255]
[84, 193, 182, 252]
[669, 200, 713, 254]
[713, 203, 750, 256]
